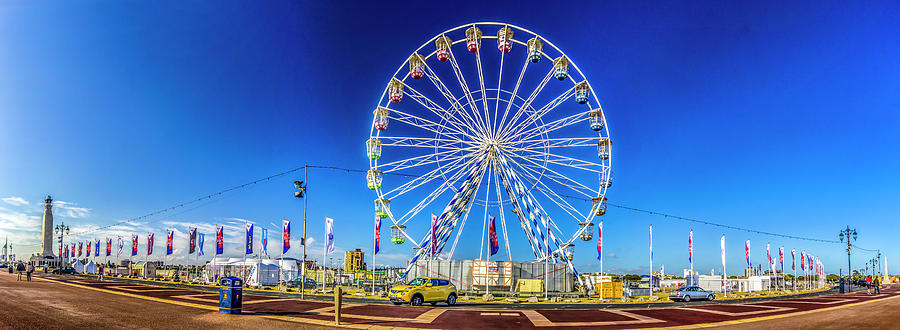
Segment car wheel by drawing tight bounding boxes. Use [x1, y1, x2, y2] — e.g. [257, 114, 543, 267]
[447, 293, 457, 306]
[683, 295, 691, 302]
[430, 302, 437, 306]
[392, 302, 403, 305]
[707, 295, 714, 301]
[411, 295, 424, 306]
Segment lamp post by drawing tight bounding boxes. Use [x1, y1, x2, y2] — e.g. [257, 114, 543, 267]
[54, 223, 70, 274]
[294, 169, 307, 299]
[839, 226, 857, 291]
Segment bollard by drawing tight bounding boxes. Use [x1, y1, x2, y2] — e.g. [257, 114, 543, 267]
[334, 286, 342, 325]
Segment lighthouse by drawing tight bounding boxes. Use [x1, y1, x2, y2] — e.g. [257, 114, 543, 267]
[40, 195, 54, 256]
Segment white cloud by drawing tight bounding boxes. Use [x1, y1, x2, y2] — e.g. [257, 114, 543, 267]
[2, 197, 29, 206]
[54, 201, 91, 218]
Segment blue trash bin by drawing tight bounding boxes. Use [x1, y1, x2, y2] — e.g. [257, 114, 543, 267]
[219, 277, 243, 314]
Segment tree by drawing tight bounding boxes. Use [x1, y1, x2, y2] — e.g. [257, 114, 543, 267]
[826, 274, 840, 282]
[622, 274, 642, 282]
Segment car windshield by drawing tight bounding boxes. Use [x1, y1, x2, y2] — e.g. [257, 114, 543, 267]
[408, 278, 428, 286]
[675, 287, 687, 291]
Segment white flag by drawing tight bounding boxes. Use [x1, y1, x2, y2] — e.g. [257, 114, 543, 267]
[720, 235, 726, 267]
[325, 217, 335, 254]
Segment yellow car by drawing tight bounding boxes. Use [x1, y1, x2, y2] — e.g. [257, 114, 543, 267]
[389, 277, 457, 306]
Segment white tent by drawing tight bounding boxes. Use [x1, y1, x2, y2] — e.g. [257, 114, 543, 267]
[248, 260, 280, 287]
[84, 260, 97, 274]
[275, 257, 300, 282]
[72, 260, 85, 273]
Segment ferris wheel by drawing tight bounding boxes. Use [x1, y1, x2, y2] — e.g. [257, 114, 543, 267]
[366, 22, 611, 280]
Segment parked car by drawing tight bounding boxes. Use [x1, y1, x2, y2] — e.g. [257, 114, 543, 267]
[669, 286, 716, 302]
[389, 277, 457, 306]
[287, 278, 317, 288]
[58, 266, 77, 275]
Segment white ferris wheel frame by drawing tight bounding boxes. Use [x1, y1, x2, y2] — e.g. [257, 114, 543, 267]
[367, 22, 611, 276]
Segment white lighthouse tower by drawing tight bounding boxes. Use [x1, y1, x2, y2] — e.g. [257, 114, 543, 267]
[40, 195, 54, 256]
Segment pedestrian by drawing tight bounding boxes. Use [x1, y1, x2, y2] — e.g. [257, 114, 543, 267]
[26, 262, 34, 281]
[865, 275, 872, 295]
[98, 264, 104, 282]
[16, 262, 25, 281]
[873, 276, 881, 295]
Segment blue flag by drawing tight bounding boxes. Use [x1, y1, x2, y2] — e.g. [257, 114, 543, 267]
[95, 240, 100, 257]
[198, 233, 205, 256]
[261, 228, 268, 255]
[245, 223, 254, 255]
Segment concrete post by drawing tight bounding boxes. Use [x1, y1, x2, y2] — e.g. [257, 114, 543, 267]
[334, 286, 342, 325]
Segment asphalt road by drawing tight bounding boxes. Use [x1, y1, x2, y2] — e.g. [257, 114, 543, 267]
[0, 272, 338, 329]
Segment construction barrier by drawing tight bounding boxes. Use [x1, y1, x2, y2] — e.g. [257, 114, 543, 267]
[594, 281, 623, 299]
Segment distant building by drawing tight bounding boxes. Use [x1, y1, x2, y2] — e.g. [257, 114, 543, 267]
[745, 267, 757, 277]
[344, 249, 366, 273]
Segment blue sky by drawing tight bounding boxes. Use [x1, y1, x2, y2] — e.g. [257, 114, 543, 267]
[0, 1, 898, 275]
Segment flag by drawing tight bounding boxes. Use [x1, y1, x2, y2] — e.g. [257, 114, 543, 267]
[78, 241, 83, 257]
[779, 247, 784, 271]
[745, 240, 750, 267]
[430, 214, 438, 256]
[95, 240, 100, 257]
[801, 251, 806, 271]
[245, 223, 253, 254]
[216, 225, 224, 255]
[106, 238, 112, 256]
[374, 217, 380, 255]
[791, 249, 796, 270]
[64, 245, 68, 258]
[720, 235, 726, 268]
[117, 237, 123, 257]
[766, 243, 771, 272]
[58, 245, 62, 258]
[649, 225, 653, 266]
[261, 228, 268, 255]
[131, 234, 138, 256]
[166, 230, 174, 255]
[283, 220, 291, 254]
[147, 233, 154, 255]
[86, 240, 91, 256]
[198, 233, 205, 256]
[688, 230, 693, 264]
[597, 221, 603, 262]
[325, 217, 335, 254]
[488, 215, 499, 257]
[189, 227, 197, 254]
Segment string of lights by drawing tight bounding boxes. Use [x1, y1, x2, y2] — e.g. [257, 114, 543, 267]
[76, 164, 871, 249]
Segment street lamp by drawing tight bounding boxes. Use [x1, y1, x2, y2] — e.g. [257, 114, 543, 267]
[839, 226, 857, 290]
[55, 223, 70, 274]
[294, 172, 308, 299]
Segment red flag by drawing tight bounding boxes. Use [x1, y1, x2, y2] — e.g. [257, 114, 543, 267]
[431, 214, 438, 256]
[147, 233, 154, 255]
[374, 217, 380, 255]
[283, 220, 291, 254]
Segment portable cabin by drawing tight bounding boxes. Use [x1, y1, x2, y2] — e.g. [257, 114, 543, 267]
[600, 172, 612, 188]
[559, 243, 575, 262]
[592, 197, 608, 216]
[497, 27, 513, 53]
[366, 169, 383, 190]
[575, 81, 590, 104]
[553, 56, 570, 80]
[366, 138, 382, 160]
[374, 198, 391, 219]
[373, 107, 390, 131]
[390, 225, 406, 244]
[466, 26, 482, 53]
[579, 222, 594, 241]
[435, 36, 452, 62]
[527, 37, 543, 63]
[408, 54, 425, 79]
[597, 137, 610, 160]
[388, 79, 403, 103]
[589, 109, 604, 131]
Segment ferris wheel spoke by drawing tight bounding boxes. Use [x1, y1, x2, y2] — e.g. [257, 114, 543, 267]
[400, 83, 481, 138]
[385, 152, 480, 201]
[496, 67, 554, 139]
[474, 46, 491, 139]
[507, 136, 605, 149]
[495, 58, 530, 142]
[503, 152, 598, 197]
[494, 156, 548, 259]
[395, 153, 485, 225]
[505, 111, 589, 143]
[492, 46, 506, 140]
[379, 136, 478, 149]
[379, 149, 473, 175]
[504, 156, 589, 222]
[492, 158, 513, 260]
[505, 147, 607, 174]
[388, 108, 472, 141]
[420, 60, 486, 138]
[499, 85, 576, 142]
[447, 43, 491, 138]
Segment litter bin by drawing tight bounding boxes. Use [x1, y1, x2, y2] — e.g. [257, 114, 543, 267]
[219, 277, 243, 314]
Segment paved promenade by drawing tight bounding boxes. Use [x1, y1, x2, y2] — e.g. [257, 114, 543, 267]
[1, 271, 896, 329]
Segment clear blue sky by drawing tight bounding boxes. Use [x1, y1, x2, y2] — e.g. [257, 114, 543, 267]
[1, 1, 897, 275]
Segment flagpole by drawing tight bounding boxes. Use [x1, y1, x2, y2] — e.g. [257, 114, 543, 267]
[486, 215, 490, 295]
[322, 220, 327, 293]
[599, 220, 603, 302]
[372, 223, 376, 296]
[649, 225, 653, 297]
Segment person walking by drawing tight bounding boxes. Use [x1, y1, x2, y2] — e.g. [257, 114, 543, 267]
[873, 276, 881, 295]
[16, 262, 25, 281]
[865, 275, 873, 295]
[26, 262, 34, 281]
[98, 264, 104, 282]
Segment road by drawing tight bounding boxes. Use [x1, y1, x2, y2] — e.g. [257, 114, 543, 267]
[2, 271, 897, 329]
